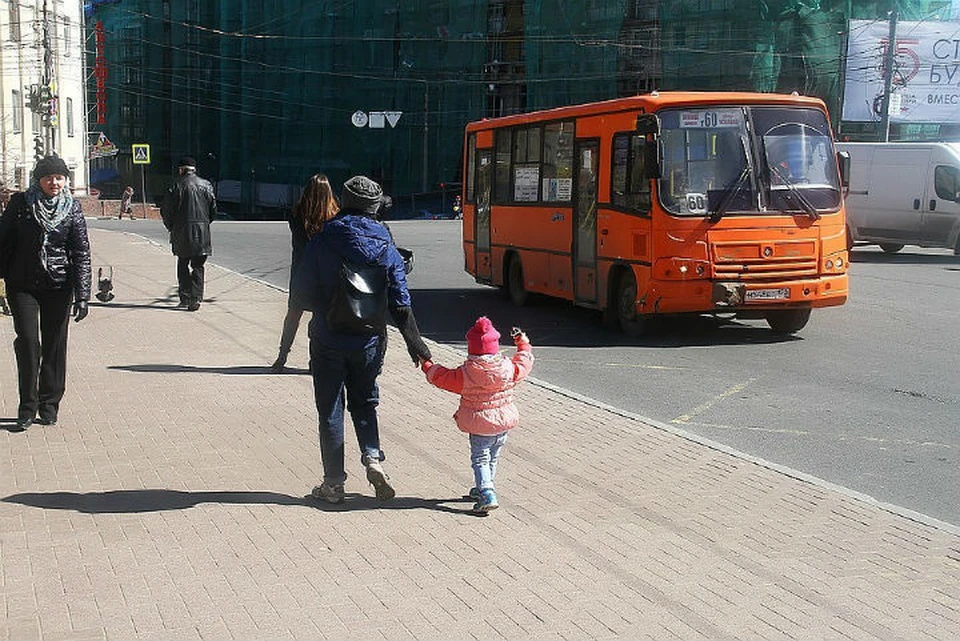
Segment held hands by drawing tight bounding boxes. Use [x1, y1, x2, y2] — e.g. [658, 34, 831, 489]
[406, 339, 432, 367]
[419, 358, 434, 373]
[72, 300, 88, 322]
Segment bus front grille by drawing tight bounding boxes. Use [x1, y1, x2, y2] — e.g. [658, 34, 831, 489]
[713, 258, 818, 280]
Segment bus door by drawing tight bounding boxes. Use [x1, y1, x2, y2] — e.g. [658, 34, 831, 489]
[573, 140, 599, 303]
[475, 149, 492, 280]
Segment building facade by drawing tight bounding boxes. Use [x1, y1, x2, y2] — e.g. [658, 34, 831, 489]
[1, 0, 87, 193]
[84, 0, 956, 217]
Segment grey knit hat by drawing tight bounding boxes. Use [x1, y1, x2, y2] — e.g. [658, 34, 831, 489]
[341, 175, 383, 214]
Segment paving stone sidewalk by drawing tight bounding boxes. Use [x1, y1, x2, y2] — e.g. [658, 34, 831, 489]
[1, 227, 959, 641]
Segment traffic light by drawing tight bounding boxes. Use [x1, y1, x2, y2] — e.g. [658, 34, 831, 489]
[34, 136, 44, 161]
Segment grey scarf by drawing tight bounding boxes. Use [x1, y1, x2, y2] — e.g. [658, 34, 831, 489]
[26, 182, 74, 233]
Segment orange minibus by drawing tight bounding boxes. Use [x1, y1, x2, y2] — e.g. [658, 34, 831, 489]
[461, 91, 849, 335]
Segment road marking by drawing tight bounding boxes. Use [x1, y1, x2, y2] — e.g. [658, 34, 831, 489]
[672, 378, 755, 425]
[537, 358, 684, 371]
[676, 420, 951, 449]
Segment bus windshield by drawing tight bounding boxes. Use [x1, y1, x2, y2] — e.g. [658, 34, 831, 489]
[658, 106, 841, 217]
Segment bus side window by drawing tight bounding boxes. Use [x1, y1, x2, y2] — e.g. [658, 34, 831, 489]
[612, 132, 651, 213]
[494, 130, 512, 203]
[466, 133, 477, 202]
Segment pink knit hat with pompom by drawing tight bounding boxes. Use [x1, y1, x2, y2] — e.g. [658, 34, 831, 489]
[466, 316, 501, 355]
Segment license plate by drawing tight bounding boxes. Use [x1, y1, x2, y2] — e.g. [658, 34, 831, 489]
[745, 287, 790, 301]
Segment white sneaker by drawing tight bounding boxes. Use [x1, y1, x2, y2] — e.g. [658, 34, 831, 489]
[364, 459, 395, 501]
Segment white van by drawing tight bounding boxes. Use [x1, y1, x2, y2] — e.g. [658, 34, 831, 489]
[835, 142, 960, 254]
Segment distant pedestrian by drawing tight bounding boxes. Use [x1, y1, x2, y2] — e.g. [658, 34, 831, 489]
[119, 185, 134, 219]
[270, 173, 339, 372]
[160, 157, 217, 311]
[420, 317, 533, 514]
[290, 175, 432, 504]
[0, 155, 91, 431]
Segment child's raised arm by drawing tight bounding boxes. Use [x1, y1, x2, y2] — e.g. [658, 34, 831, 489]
[510, 327, 534, 382]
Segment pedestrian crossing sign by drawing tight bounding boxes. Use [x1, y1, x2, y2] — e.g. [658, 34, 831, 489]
[132, 144, 150, 164]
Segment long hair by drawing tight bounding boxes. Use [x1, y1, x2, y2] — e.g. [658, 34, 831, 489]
[293, 174, 339, 237]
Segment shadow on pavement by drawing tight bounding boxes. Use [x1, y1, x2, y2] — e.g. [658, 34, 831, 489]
[3, 489, 483, 516]
[90, 301, 183, 311]
[305, 493, 484, 517]
[2, 489, 308, 513]
[108, 364, 310, 375]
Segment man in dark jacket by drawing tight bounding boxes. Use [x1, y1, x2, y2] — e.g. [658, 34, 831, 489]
[291, 175, 432, 504]
[160, 157, 217, 311]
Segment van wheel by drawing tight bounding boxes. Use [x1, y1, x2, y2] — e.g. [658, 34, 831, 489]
[880, 243, 904, 254]
[506, 255, 528, 307]
[615, 271, 646, 337]
[765, 308, 811, 334]
[845, 226, 854, 252]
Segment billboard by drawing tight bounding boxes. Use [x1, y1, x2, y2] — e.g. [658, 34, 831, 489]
[843, 19, 960, 123]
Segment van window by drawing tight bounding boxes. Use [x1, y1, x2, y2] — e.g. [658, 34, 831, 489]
[934, 165, 960, 201]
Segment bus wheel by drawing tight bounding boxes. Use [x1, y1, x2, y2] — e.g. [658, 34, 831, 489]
[507, 255, 529, 307]
[880, 243, 904, 254]
[615, 271, 645, 337]
[765, 308, 811, 334]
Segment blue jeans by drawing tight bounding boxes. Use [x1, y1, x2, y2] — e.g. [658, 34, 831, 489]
[469, 432, 509, 491]
[310, 338, 386, 485]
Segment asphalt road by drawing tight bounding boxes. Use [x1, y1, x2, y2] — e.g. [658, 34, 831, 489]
[89, 217, 960, 526]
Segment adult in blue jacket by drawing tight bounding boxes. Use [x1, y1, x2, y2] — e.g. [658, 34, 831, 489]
[291, 175, 431, 504]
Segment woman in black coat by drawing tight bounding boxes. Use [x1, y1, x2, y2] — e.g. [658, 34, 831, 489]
[270, 173, 339, 372]
[0, 156, 91, 431]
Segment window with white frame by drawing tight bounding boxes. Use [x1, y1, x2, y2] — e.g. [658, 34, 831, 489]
[9, 2, 21, 42]
[12, 90, 22, 133]
[63, 16, 72, 56]
[66, 97, 74, 136]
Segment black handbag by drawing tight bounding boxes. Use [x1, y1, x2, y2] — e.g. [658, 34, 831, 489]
[325, 260, 388, 335]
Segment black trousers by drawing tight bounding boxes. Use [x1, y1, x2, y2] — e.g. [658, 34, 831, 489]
[6, 287, 72, 421]
[177, 255, 207, 303]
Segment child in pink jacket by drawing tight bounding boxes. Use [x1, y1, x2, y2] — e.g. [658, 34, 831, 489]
[420, 316, 534, 513]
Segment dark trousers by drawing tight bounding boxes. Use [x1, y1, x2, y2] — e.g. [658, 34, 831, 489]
[6, 287, 73, 421]
[310, 338, 386, 485]
[177, 255, 207, 303]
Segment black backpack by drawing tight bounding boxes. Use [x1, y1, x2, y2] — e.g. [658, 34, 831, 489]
[325, 259, 388, 335]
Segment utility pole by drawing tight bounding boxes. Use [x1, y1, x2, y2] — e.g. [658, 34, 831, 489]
[29, 0, 56, 161]
[878, 5, 898, 142]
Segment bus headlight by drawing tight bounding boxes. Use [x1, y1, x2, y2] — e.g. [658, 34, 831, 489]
[823, 254, 846, 272]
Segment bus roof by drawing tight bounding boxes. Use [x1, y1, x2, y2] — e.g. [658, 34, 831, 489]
[464, 91, 828, 132]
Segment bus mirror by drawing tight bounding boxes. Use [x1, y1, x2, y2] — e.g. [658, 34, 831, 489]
[636, 114, 660, 136]
[643, 143, 661, 180]
[836, 150, 850, 188]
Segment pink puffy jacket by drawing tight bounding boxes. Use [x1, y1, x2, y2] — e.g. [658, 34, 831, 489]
[423, 340, 534, 435]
